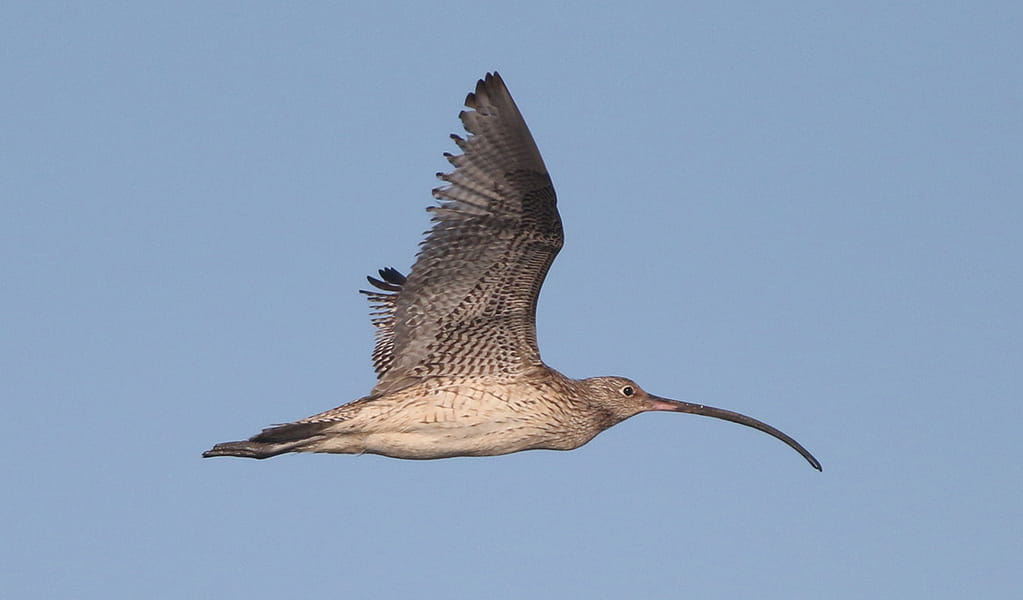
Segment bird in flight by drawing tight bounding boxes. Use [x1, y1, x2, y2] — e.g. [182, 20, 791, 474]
[204, 72, 821, 470]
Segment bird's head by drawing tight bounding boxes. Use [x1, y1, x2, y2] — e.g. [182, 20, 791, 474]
[581, 376, 822, 470]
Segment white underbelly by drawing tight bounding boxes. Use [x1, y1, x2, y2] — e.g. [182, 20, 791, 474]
[359, 422, 552, 458]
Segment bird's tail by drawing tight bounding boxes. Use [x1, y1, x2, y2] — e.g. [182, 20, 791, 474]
[202, 440, 291, 459]
[202, 421, 332, 459]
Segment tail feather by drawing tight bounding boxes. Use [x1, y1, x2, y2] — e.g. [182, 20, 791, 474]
[203, 421, 333, 459]
[202, 440, 292, 459]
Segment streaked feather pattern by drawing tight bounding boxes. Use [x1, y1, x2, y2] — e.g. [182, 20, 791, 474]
[368, 72, 564, 395]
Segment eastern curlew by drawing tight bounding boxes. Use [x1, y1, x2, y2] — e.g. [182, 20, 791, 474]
[204, 72, 821, 470]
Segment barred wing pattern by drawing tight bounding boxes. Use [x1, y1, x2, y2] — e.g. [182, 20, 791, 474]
[361, 267, 406, 377]
[367, 72, 564, 395]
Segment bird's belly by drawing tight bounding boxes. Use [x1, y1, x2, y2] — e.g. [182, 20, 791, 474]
[358, 422, 559, 458]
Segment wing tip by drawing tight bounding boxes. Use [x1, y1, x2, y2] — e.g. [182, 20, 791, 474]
[364, 267, 406, 292]
[465, 71, 507, 109]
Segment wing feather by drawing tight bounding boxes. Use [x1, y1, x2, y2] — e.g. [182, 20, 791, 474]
[367, 72, 563, 394]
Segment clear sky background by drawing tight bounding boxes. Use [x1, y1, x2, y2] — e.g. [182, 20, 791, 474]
[3, 2, 1021, 598]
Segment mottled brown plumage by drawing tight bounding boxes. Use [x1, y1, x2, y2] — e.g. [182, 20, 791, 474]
[204, 72, 821, 471]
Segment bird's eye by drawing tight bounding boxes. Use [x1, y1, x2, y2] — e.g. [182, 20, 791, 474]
[621, 386, 635, 397]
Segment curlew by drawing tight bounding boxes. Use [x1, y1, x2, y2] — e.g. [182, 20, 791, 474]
[204, 72, 821, 470]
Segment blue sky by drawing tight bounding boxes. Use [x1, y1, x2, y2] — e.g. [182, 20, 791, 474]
[3, 2, 1021, 598]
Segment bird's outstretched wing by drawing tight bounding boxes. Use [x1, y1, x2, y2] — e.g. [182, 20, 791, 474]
[365, 72, 563, 395]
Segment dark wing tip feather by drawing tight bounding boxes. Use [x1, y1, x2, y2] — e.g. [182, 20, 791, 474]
[365, 277, 398, 292]
[379, 267, 406, 285]
[363, 267, 407, 292]
[465, 72, 505, 110]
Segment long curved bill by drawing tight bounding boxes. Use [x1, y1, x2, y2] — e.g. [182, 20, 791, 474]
[648, 396, 822, 471]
